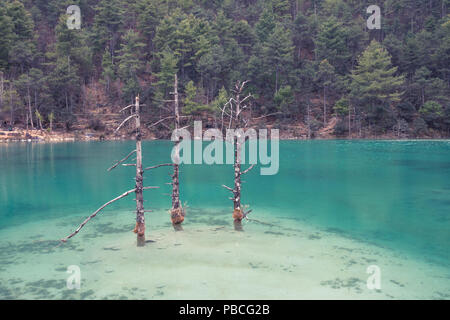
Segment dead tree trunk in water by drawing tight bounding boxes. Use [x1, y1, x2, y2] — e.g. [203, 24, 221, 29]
[170, 74, 185, 227]
[62, 96, 160, 247]
[220, 81, 255, 230]
[133, 96, 146, 246]
[233, 136, 242, 218]
[147, 73, 186, 229]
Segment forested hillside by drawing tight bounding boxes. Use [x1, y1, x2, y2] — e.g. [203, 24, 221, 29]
[0, 0, 449, 139]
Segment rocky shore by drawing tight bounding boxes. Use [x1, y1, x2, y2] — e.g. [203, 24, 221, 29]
[1, 117, 447, 143]
[0, 129, 104, 143]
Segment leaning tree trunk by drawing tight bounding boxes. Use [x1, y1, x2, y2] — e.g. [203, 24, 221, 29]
[133, 96, 146, 247]
[170, 74, 185, 227]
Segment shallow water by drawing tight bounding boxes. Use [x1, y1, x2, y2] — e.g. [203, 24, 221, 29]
[0, 140, 449, 299]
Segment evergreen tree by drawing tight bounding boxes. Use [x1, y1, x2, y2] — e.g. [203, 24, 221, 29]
[136, 0, 164, 51]
[46, 56, 80, 116]
[6, 0, 35, 73]
[55, 15, 92, 80]
[420, 101, 444, 129]
[263, 24, 294, 94]
[155, 49, 179, 105]
[350, 40, 405, 130]
[28, 68, 48, 114]
[316, 59, 337, 126]
[271, 0, 291, 19]
[432, 15, 450, 83]
[292, 13, 315, 61]
[231, 19, 256, 56]
[7, 0, 34, 41]
[255, 7, 276, 43]
[274, 85, 295, 117]
[315, 17, 350, 74]
[117, 30, 146, 102]
[412, 67, 432, 106]
[92, 0, 124, 60]
[101, 49, 116, 98]
[0, 3, 13, 70]
[182, 80, 212, 115]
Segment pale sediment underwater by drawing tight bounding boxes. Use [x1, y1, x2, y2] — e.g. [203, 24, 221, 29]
[0, 140, 449, 299]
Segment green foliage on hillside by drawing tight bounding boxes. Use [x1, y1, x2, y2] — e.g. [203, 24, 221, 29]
[0, 0, 449, 137]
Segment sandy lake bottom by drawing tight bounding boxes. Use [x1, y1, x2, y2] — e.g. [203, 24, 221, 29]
[0, 206, 448, 300]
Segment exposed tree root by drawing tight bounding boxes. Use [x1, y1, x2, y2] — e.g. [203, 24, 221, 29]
[233, 208, 244, 222]
[134, 222, 146, 247]
[171, 206, 186, 225]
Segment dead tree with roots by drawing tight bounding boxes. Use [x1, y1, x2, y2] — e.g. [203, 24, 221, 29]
[219, 81, 255, 230]
[61, 96, 160, 247]
[147, 73, 187, 229]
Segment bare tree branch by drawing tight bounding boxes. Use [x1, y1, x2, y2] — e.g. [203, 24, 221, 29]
[148, 116, 175, 128]
[148, 115, 191, 129]
[218, 106, 231, 117]
[61, 188, 136, 243]
[243, 209, 253, 219]
[158, 120, 172, 132]
[120, 104, 135, 113]
[241, 164, 256, 175]
[222, 185, 234, 193]
[107, 150, 137, 172]
[252, 112, 282, 120]
[241, 94, 252, 105]
[179, 125, 191, 131]
[145, 163, 175, 171]
[115, 114, 137, 134]
[240, 80, 250, 91]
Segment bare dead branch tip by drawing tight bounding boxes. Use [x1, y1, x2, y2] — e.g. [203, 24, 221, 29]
[243, 209, 253, 219]
[61, 188, 137, 243]
[120, 104, 135, 113]
[241, 164, 256, 175]
[252, 112, 282, 120]
[145, 163, 175, 171]
[222, 185, 234, 193]
[148, 116, 175, 128]
[115, 114, 137, 134]
[108, 150, 137, 172]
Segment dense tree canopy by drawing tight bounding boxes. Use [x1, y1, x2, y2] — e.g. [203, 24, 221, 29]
[0, 0, 449, 138]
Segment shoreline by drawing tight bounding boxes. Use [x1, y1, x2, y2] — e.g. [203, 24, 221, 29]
[1, 128, 449, 144]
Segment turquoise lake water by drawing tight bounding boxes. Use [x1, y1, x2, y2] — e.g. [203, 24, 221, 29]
[0, 140, 449, 299]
